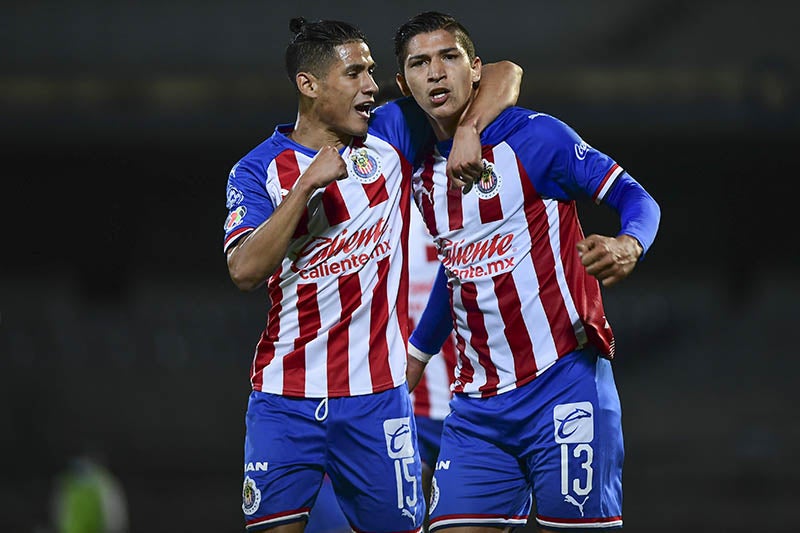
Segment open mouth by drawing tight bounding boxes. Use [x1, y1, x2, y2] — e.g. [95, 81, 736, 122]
[429, 88, 449, 105]
[354, 102, 373, 119]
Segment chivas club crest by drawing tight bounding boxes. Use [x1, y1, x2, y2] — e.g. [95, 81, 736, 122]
[475, 160, 502, 200]
[349, 147, 382, 183]
[242, 476, 261, 515]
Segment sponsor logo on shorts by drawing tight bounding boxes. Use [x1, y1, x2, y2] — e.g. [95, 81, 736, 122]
[383, 417, 415, 459]
[565, 494, 589, 516]
[244, 461, 268, 472]
[242, 476, 261, 515]
[553, 402, 594, 444]
[435, 460, 450, 470]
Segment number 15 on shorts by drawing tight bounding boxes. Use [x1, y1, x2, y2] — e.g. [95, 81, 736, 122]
[383, 417, 419, 509]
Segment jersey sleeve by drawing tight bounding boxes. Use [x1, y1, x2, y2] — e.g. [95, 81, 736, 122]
[222, 158, 278, 253]
[510, 113, 624, 203]
[408, 265, 454, 356]
[368, 97, 434, 167]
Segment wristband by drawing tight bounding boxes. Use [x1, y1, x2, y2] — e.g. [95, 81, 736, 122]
[408, 343, 434, 364]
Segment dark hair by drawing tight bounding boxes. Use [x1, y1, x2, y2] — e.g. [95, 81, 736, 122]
[285, 17, 368, 82]
[393, 11, 476, 75]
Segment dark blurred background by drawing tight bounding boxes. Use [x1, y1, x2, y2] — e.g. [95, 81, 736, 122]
[1, 1, 797, 531]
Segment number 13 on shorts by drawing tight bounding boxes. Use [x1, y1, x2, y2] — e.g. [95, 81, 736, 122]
[554, 402, 595, 497]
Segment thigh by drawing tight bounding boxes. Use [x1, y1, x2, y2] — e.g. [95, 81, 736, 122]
[526, 353, 624, 530]
[242, 391, 326, 531]
[427, 409, 531, 532]
[326, 386, 426, 533]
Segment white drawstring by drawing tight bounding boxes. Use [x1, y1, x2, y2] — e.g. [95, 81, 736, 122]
[314, 397, 328, 421]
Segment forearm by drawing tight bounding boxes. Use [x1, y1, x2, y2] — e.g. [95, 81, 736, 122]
[226, 181, 317, 291]
[604, 173, 661, 259]
[459, 60, 522, 132]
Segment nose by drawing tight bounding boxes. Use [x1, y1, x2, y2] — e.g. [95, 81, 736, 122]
[363, 73, 378, 95]
[427, 57, 445, 82]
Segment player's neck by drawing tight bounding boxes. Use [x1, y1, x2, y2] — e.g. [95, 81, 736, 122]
[290, 113, 351, 151]
[429, 94, 476, 142]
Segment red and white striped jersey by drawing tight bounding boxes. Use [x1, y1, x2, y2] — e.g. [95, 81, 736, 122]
[408, 207, 456, 420]
[223, 99, 432, 398]
[412, 109, 620, 398]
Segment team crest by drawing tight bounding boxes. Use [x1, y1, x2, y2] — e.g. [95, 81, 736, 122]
[242, 476, 261, 515]
[475, 160, 502, 200]
[224, 205, 247, 231]
[349, 147, 382, 183]
[429, 476, 440, 513]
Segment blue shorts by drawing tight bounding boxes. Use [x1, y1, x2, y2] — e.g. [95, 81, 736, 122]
[415, 415, 445, 469]
[242, 385, 425, 532]
[305, 475, 349, 533]
[428, 349, 624, 531]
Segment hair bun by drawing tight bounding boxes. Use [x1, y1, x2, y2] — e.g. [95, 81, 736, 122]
[289, 17, 306, 35]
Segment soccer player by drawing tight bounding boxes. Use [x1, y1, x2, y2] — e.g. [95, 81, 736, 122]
[394, 12, 661, 532]
[222, 17, 521, 532]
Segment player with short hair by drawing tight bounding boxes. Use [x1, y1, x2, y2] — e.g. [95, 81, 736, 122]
[394, 12, 661, 532]
[222, 17, 521, 533]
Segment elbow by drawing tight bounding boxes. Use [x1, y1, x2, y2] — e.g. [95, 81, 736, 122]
[227, 258, 266, 292]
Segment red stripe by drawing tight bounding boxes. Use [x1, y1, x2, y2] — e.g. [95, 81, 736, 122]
[322, 181, 351, 226]
[446, 183, 464, 231]
[246, 507, 312, 526]
[363, 174, 389, 206]
[275, 150, 309, 238]
[418, 155, 437, 230]
[223, 226, 252, 250]
[326, 272, 361, 396]
[396, 151, 412, 350]
[283, 283, 319, 395]
[368, 256, 392, 391]
[251, 267, 283, 391]
[460, 281, 499, 397]
[537, 514, 622, 525]
[492, 271, 538, 379]
[478, 146, 503, 223]
[518, 158, 577, 357]
[451, 282, 473, 393]
[592, 163, 619, 203]
[558, 202, 615, 358]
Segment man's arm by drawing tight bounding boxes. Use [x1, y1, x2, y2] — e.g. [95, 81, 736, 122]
[226, 146, 347, 291]
[577, 174, 661, 287]
[447, 60, 523, 188]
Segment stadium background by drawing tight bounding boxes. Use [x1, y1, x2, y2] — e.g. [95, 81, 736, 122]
[1, 1, 797, 531]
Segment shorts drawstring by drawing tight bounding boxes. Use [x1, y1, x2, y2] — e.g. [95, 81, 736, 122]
[314, 397, 328, 421]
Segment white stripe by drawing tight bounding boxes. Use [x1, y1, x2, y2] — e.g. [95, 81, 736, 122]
[431, 516, 528, 530]
[246, 510, 310, 529]
[537, 517, 623, 529]
[545, 198, 587, 346]
[594, 165, 624, 204]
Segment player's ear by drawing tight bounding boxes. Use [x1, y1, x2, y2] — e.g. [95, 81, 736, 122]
[471, 56, 482, 85]
[296, 71, 318, 98]
[395, 73, 411, 97]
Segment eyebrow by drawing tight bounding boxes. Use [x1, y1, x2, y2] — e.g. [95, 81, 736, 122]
[344, 61, 376, 73]
[406, 47, 460, 63]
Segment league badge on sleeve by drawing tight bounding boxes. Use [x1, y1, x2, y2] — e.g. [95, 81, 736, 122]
[224, 206, 247, 231]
